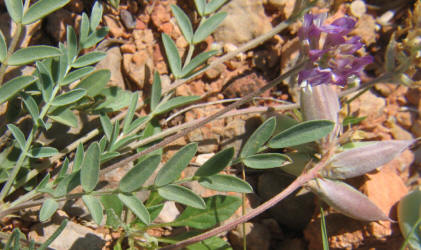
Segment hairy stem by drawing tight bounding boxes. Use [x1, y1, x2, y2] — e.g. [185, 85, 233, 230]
[159, 148, 334, 249]
[0, 23, 23, 85]
[101, 62, 304, 174]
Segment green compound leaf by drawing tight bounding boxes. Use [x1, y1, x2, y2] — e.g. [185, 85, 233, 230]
[158, 184, 206, 209]
[73, 143, 84, 172]
[194, 0, 206, 16]
[199, 174, 253, 193]
[4, 228, 21, 250]
[72, 51, 106, 68]
[90, 1, 103, 31]
[39, 198, 59, 222]
[7, 124, 26, 150]
[242, 153, 291, 169]
[195, 147, 234, 177]
[80, 142, 100, 193]
[205, 0, 228, 15]
[5, 0, 23, 23]
[27, 147, 59, 158]
[76, 69, 110, 97]
[48, 107, 78, 128]
[171, 5, 193, 43]
[0, 76, 36, 104]
[193, 12, 227, 44]
[150, 71, 162, 111]
[117, 193, 150, 225]
[240, 116, 276, 158]
[67, 26, 77, 63]
[82, 194, 103, 224]
[22, 0, 70, 24]
[38, 219, 68, 250]
[122, 92, 138, 135]
[0, 30, 7, 62]
[153, 96, 200, 116]
[81, 27, 109, 49]
[100, 194, 123, 217]
[119, 155, 161, 193]
[398, 189, 421, 250]
[99, 113, 113, 141]
[92, 87, 132, 113]
[181, 50, 218, 77]
[36, 61, 54, 103]
[21, 92, 40, 123]
[162, 33, 182, 78]
[172, 195, 241, 229]
[8, 46, 62, 66]
[80, 13, 90, 44]
[155, 142, 198, 187]
[51, 89, 87, 106]
[61, 67, 94, 86]
[187, 236, 231, 250]
[268, 120, 335, 149]
[105, 209, 122, 230]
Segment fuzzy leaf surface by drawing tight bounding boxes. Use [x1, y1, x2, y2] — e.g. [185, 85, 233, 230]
[158, 184, 206, 209]
[172, 195, 241, 229]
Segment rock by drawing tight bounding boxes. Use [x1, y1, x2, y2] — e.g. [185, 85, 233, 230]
[155, 201, 180, 223]
[257, 172, 315, 231]
[389, 122, 414, 140]
[103, 15, 125, 38]
[29, 213, 106, 250]
[362, 169, 408, 219]
[185, 105, 224, 154]
[122, 51, 153, 89]
[213, 0, 272, 46]
[396, 110, 415, 129]
[411, 119, 421, 138]
[45, 9, 75, 42]
[349, 90, 386, 125]
[120, 9, 137, 30]
[406, 87, 421, 106]
[223, 72, 269, 99]
[266, 0, 296, 18]
[95, 46, 125, 89]
[228, 222, 271, 250]
[350, 14, 377, 46]
[195, 153, 215, 165]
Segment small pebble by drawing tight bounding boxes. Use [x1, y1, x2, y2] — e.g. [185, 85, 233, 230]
[120, 9, 137, 30]
[350, 0, 366, 18]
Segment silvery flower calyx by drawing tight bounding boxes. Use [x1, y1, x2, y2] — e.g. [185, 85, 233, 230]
[322, 140, 415, 179]
[307, 178, 390, 221]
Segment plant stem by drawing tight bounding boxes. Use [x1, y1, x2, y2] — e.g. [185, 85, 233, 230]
[0, 23, 23, 85]
[400, 216, 421, 250]
[163, 1, 314, 94]
[159, 148, 334, 249]
[183, 44, 195, 68]
[101, 62, 305, 174]
[0, 128, 36, 202]
[54, 3, 312, 160]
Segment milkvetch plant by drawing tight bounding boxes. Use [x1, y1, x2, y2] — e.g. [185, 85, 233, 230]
[0, 1, 417, 249]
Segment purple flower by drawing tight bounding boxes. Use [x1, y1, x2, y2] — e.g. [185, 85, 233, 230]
[298, 13, 372, 86]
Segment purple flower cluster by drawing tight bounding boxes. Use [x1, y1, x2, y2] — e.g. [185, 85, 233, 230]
[298, 13, 373, 86]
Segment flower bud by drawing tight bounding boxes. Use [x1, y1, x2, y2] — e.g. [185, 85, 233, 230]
[300, 83, 340, 144]
[307, 178, 390, 221]
[322, 140, 415, 179]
